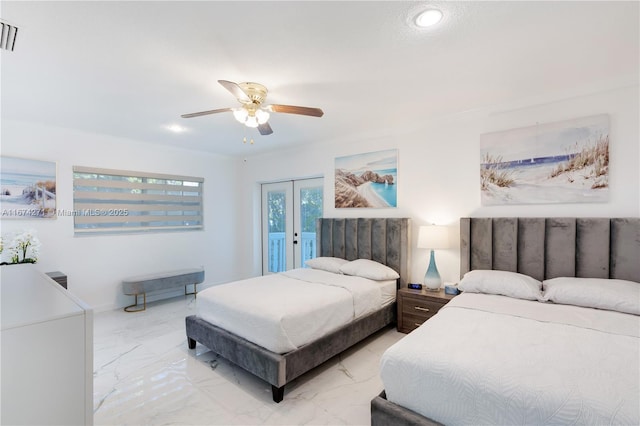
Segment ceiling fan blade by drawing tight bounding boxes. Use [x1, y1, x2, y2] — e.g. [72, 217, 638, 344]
[269, 104, 324, 117]
[258, 122, 273, 135]
[181, 107, 232, 119]
[218, 80, 251, 103]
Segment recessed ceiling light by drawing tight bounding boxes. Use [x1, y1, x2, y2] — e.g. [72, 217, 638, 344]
[415, 9, 443, 28]
[167, 124, 186, 133]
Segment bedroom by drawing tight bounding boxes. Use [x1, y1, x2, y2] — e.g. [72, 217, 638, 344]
[0, 1, 638, 425]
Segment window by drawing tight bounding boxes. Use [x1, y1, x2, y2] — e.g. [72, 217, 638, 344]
[72, 166, 203, 235]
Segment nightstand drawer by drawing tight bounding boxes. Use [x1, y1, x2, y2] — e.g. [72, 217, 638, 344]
[397, 288, 455, 334]
[401, 297, 445, 318]
[402, 312, 435, 331]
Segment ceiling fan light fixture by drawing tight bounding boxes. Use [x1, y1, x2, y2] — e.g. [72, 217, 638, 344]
[181, 80, 323, 136]
[255, 109, 270, 125]
[415, 9, 443, 28]
[245, 115, 259, 128]
[233, 108, 249, 123]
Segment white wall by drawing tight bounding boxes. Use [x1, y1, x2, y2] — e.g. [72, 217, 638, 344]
[1, 120, 241, 311]
[2, 85, 636, 310]
[237, 85, 640, 286]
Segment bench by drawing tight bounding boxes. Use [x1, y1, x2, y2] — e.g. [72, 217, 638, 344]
[122, 267, 205, 312]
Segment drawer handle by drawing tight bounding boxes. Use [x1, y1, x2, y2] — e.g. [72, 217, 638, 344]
[414, 306, 430, 312]
[414, 322, 423, 327]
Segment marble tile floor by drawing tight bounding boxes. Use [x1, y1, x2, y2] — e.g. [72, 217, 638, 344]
[93, 295, 405, 425]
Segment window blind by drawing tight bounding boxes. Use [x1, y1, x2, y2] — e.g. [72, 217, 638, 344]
[72, 166, 203, 235]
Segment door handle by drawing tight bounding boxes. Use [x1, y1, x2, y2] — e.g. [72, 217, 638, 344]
[293, 240, 298, 244]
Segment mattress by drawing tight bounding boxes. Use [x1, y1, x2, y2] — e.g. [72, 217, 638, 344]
[380, 293, 640, 425]
[196, 268, 395, 354]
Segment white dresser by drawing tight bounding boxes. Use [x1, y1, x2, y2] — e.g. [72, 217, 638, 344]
[1, 264, 93, 425]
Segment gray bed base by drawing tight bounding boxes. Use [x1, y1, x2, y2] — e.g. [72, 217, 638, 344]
[186, 303, 395, 402]
[371, 217, 640, 425]
[371, 391, 442, 426]
[186, 217, 410, 403]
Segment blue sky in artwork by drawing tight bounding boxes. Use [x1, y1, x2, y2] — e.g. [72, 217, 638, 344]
[480, 114, 609, 162]
[1, 156, 56, 178]
[335, 149, 397, 173]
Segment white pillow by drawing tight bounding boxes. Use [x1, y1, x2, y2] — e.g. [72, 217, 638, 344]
[339, 259, 400, 281]
[305, 257, 349, 274]
[458, 270, 542, 300]
[542, 277, 640, 315]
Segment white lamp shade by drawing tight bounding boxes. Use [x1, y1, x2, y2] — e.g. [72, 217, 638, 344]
[255, 109, 270, 124]
[245, 115, 259, 128]
[417, 225, 450, 249]
[233, 108, 248, 123]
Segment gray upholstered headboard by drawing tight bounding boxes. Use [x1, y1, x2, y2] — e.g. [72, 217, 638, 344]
[316, 218, 410, 287]
[460, 217, 640, 282]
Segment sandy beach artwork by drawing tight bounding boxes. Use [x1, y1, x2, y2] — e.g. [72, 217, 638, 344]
[480, 114, 609, 205]
[1, 156, 57, 218]
[335, 149, 397, 208]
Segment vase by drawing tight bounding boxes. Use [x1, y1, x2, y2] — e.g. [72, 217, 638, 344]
[423, 249, 441, 291]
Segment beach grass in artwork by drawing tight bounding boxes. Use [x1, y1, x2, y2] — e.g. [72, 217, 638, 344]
[335, 149, 397, 208]
[1, 156, 57, 218]
[480, 114, 610, 205]
[480, 153, 515, 190]
[549, 135, 609, 189]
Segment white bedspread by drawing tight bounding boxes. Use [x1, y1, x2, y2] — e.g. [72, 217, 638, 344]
[196, 268, 393, 354]
[380, 293, 640, 425]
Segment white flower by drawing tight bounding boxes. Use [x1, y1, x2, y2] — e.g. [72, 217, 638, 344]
[6, 229, 41, 264]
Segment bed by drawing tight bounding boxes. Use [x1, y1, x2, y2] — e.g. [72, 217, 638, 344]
[186, 217, 409, 402]
[372, 217, 640, 425]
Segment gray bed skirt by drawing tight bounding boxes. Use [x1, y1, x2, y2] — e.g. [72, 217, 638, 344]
[371, 391, 442, 426]
[186, 301, 396, 402]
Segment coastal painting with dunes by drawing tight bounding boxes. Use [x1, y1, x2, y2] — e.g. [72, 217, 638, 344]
[1, 156, 57, 218]
[480, 114, 609, 205]
[335, 149, 397, 208]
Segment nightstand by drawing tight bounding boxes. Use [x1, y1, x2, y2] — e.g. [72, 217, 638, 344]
[397, 287, 456, 334]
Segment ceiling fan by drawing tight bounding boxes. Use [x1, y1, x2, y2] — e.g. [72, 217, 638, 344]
[181, 80, 324, 136]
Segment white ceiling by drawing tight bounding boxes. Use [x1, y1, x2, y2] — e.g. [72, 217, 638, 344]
[2, 1, 638, 157]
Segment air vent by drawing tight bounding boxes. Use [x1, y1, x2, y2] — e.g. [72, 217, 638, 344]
[1, 21, 19, 51]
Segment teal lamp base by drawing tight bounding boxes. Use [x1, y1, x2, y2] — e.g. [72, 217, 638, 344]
[423, 249, 442, 291]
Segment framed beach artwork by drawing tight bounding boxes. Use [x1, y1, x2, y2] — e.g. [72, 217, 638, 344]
[480, 114, 610, 205]
[335, 149, 397, 208]
[1, 156, 57, 218]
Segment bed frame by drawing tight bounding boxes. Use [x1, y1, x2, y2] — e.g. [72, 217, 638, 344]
[186, 217, 410, 403]
[371, 217, 640, 425]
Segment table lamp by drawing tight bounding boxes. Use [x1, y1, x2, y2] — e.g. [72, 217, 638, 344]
[417, 225, 450, 291]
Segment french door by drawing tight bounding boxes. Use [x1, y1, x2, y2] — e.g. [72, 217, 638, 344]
[261, 178, 323, 274]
